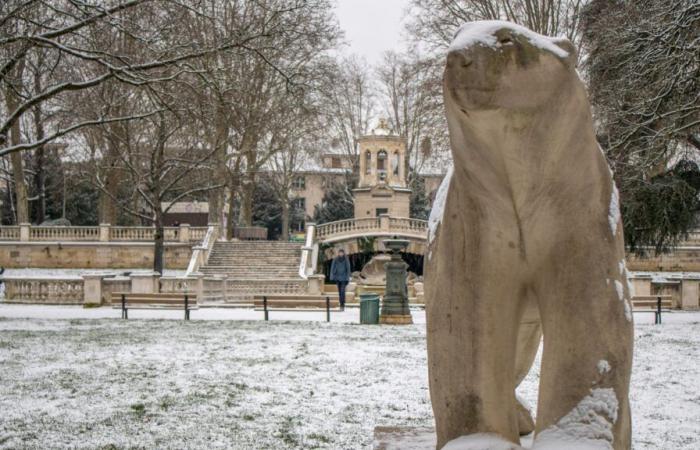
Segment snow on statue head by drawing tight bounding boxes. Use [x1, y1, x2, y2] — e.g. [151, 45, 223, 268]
[424, 21, 634, 450]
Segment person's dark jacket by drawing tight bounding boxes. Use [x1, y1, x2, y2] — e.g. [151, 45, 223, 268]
[330, 256, 351, 282]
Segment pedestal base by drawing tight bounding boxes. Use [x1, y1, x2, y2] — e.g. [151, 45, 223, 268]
[373, 427, 535, 449]
[373, 426, 435, 450]
[379, 314, 413, 325]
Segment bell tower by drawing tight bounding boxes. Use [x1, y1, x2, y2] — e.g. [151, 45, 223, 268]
[353, 119, 411, 218]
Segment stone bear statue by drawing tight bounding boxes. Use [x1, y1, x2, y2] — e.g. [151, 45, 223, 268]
[425, 21, 634, 450]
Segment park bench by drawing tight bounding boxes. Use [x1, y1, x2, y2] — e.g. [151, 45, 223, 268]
[111, 292, 197, 320]
[252, 294, 340, 322]
[631, 295, 673, 324]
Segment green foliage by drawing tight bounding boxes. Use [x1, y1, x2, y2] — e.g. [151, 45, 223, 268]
[252, 181, 304, 240]
[312, 179, 354, 224]
[409, 175, 430, 219]
[623, 160, 700, 254]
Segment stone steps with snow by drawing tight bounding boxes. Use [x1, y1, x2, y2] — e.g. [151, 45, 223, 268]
[200, 241, 306, 303]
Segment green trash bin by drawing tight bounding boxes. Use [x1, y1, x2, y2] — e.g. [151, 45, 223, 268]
[360, 293, 380, 324]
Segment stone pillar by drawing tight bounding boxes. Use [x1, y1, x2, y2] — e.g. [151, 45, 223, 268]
[380, 239, 413, 325]
[681, 278, 700, 310]
[179, 223, 190, 243]
[99, 223, 110, 242]
[82, 274, 104, 306]
[379, 214, 391, 231]
[307, 274, 325, 295]
[630, 276, 651, 297]
[195, 273, 205, 302]
[19, 223, 30, 242]
[130, 271, 160, 294]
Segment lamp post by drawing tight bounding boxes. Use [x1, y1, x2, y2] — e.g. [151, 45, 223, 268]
[380, 238, 413, 325]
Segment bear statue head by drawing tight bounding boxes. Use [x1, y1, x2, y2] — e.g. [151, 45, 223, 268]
[444, 21, 577, 112]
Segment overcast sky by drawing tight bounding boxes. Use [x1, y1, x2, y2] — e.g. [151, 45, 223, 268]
[335, 0, 411, 64]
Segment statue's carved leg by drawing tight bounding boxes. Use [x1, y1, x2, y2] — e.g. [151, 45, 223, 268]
[514, 299, 541, 435]
[426, 221, 528, 449]
[532, 242, 633, 450]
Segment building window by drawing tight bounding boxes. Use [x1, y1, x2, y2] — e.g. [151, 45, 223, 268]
[393, 151, 400, 176]
[376, 208, 389, 216]
[292, 175, 305, 190]
[365, 150, 371, 174]
[377, 150, 387, 171]
[291, 197, 306, 212]
[331, 156, 342, 168]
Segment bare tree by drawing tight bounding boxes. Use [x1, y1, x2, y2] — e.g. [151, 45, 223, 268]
[376, 51, 449, 181]
[582, 0, 700, 251]
[83, 87, 221, 273]
[321, 56, 376, 173]
[407, 0, 587, 54]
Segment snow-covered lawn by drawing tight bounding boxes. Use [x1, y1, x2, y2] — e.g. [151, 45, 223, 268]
[0, 306, 698, 449]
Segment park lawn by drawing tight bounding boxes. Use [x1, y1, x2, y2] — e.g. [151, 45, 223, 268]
[0, 312, 698, 449]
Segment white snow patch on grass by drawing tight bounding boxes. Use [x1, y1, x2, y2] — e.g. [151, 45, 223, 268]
[450, 20, 570, 59]
[0, 309, 699, 449]
[597, 360, 611, 375]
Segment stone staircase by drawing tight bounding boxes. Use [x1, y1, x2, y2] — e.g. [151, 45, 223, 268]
[200, 241, 306, 303]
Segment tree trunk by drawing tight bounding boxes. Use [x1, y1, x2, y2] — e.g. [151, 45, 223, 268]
[34, 147, 45, 223]
[240, 173, 255, 227]
[281, 200, 289, 241]
[5, 60, 29, 224]
[10, 152, 29, 224]
[153, 209, 164, 274]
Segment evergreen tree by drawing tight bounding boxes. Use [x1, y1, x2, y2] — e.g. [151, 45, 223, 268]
[313, 179, 354, 224]
[409, 175, 430, 219]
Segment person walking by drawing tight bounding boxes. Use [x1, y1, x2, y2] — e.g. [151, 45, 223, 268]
[330, 249, 351, 311]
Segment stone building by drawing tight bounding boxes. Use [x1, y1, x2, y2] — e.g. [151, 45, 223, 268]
[352, 120, 412, 218]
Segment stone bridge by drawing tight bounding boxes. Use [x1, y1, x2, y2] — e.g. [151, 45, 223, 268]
[298, 216, 429, 273]
[314, 215, 428, 244]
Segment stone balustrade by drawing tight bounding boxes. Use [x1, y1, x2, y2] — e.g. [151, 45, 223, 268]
[0, 223, 208, 243]
[3, 277, 84, 304]
[314, 216, 428, 243]
[0, 226, 19, 240]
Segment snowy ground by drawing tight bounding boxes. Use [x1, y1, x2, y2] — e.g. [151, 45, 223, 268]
[0, 306, 698, 449]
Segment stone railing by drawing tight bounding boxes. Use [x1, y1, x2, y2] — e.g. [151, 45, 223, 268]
[224, 278, 308, 302]
[298, 222, 316, 278]
[389, 217, 428, 233]
[185, 224, 219, 276]
[3, 277, 84, 304]
[30, 226, 99, 241]
[0, 223, 208, 243]
[233, 226, 268, 240]
[314, 215, 428, 243]
[0, 226, 19, 240]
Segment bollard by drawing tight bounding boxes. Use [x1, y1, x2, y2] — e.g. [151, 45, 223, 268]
[121, 293, 127, 320]
[185, 294, 189, 321]
[326, 296, 331, 323]
[655, 296, 662, 325]
[263, 296, 269, 321]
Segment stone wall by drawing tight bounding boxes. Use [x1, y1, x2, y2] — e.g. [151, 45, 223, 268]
[0, 242, 193, 269]
[627, 247, 700, 272]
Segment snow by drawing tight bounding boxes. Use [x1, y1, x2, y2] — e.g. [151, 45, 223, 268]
[427, 165, 453, 250]
[443, 433, 521, 450]
[609, 183, 620, 236]
[597, 360, 611, 375]
[534, 388, 618, 449]
[449, 20, 570, 59]
[0, 307, 698, 449]
[614, 280, 624, 302]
